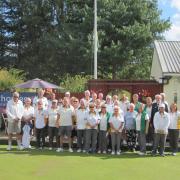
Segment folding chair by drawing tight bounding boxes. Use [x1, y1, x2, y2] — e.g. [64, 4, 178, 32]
[1, 113, 8, 134]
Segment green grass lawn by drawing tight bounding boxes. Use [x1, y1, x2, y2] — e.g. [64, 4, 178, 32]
[0, 146, 179, 180]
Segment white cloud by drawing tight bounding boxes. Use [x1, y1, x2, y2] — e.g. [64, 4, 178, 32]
[165, 12, 180, 40]
[172, 13, 180, 25]
[171, 0, 180, 11]
[164, 24, 180, 40]
[161, 1, 180, 40]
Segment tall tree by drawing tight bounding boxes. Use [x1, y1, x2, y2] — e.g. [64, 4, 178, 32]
[0, 0, 170, 82]
[97, 0, 170, 79]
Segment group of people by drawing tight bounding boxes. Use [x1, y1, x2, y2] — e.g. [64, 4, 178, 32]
[5, 89, 180, 157]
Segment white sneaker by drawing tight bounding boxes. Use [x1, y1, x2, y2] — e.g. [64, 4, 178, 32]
[69, 148, 73, 153]
[77, 149, 81, 153]
[103, 151, 106, 154]
[138, 152, 145, 156]
[17, 146, 24, 150]
[56, 148, 63, 152]
[83, 150, 86, 153]
[117, 151, 121, 155]
[172, 152, 177, 156]
[56, 148, 60, 152]
[7, 145, 12, 151]
[111, 151, 115, 155]
[97, 150, 101, 154]
[49, 147, 53, 150]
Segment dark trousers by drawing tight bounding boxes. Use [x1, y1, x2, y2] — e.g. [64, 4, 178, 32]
[48, 127, 59, 148]
[152, 133, 167, 155]
[169, 129, 179, 153]
[126, 129, 137, 150]
[36, 128, 45, 148]
[98, 130, 107, 151]
[146, 125, 154, 144]
[77, 129, 86, 150]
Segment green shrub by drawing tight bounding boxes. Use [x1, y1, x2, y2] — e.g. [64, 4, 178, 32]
[61, 74, 92, 93]
[0, 68, 25, 91]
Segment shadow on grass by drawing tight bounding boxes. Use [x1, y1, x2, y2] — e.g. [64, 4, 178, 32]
[0, 147, 173, 159]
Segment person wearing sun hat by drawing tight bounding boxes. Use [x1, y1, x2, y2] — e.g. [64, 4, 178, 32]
[152, 103, 170, 157]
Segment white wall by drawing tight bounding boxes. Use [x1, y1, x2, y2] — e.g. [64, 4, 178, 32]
[164, 77, 180, 108]
[150, 50, 163, 81]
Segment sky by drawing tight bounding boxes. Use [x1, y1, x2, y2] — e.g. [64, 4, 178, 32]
[158, 0, 180, 40]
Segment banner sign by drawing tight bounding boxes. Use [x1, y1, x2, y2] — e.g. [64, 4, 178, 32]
[0, 92, 36, 113]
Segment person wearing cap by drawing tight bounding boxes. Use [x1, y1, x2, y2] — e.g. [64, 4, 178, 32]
[75, 99, 87, 153]
[152, 103, 170, 156]
[85, 103, 100, 153]
[6, 92, 24, 150]
[109, 106, 124, 155]
[97, 104, 110, 154]
[151, 94, 168, 128]
[47, 99, 59, 150]
[168, 103, 180, 156]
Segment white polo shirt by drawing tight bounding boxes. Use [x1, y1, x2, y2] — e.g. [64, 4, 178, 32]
[47, 108, 59, 127]
[109, 115, 124, 132]
[99, 113, 108, 131]
[85, 112, 100, 130]
[34, 109, 46, 129]
[119, 100, 130, 114]
[76, 108, 87, 130]
[22, 106, 34, 121]
[6, 99, 24, 122]
[154, 112, 170, 134]
[58, 106, 74, 126]
[33, 96, 48, 110]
